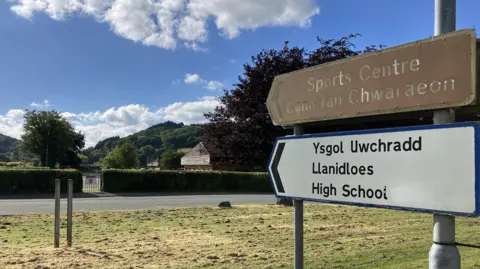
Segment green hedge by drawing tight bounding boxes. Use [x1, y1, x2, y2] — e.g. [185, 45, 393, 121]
[102, 169, 273, 193]
[0, 169, 83, 194]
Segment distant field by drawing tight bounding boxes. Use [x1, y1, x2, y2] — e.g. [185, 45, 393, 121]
[1, 205, 480, 269]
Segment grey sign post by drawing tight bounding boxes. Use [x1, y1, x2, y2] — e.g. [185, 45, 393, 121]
[67, 179, 73, 247]
[429, 0, 461, 269]
[54, 179, 60, 248]
[293, 125, 304, 269]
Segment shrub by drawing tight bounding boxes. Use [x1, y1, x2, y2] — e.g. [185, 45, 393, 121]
[0, 162, 35, 167]
[102, 169, 273, 193]
[0, 169, 82, 194]
[6, 162, 23, 167]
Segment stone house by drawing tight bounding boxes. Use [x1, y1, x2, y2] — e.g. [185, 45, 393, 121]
[180, 142, 244, 171]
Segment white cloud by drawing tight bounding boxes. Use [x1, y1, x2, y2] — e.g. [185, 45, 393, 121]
[8, 0, 320, 51]
[184, 41, 208, 52]
[30, 99, 51, 108]
[184, 73, 205, 84]
[161, 96, 219, 123]
[204, 81, 224, 91]
[0, 96, 221, 148]
[6, 110, 25, 121]
[184, 73, 223, 91]
[177, 15, 207, 42]
[0, 109, 25, 139]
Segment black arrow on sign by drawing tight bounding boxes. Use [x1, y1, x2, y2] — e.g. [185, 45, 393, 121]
[271, 142, 286, 193]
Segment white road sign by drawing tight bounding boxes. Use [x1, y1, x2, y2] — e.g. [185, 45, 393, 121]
[268, 122, 480, 216]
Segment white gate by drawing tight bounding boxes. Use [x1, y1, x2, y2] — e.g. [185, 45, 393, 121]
[82, 174, 101, 192]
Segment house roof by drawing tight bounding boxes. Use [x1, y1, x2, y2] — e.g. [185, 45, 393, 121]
[181, 141, 225, 159]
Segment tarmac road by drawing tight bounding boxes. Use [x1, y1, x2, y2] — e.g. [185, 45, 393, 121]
[0, 194, 278, 215]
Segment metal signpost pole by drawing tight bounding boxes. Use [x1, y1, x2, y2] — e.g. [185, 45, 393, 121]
[54, 179, 60, 248]
[67, 179, 73, 247]
[293, 124, 304, 269]
[429, 0, 460, 268]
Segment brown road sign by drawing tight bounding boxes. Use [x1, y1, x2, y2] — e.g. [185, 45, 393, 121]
[266, 29, 477, 126]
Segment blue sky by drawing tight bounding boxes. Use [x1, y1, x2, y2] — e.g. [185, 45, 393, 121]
[1, 0, 479, 147]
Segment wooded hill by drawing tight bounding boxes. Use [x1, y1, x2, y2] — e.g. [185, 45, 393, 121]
[0, 134, 36, 162]
[0, 121, 204, 166]
[81, 121, 205, 166]
[0, 134, 20, 161]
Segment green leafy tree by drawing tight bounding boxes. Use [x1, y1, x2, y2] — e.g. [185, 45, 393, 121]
[139, 145, 157, 166]
[21, 110, 85, 168]
[203, 35, 386, 170]
[78, 154, 89, 164]
[58, 131, 86, 168]
[100, 150, 122, 169]
[159, 150, 185, 170]
[101, 139, 140, 169]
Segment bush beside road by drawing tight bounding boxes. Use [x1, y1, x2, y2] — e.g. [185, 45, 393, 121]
[0, 169, 82, 195]
[102, 169, 272, 193]
[0, 168, 274, 195]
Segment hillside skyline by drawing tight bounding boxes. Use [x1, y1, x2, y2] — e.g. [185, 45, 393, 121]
[0, 112, 207, 149]
[0, 120, 204, 166]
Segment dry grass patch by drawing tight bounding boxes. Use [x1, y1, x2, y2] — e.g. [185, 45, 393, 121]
[1, 204, 480, 268]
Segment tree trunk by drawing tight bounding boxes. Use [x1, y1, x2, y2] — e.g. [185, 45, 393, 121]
[40, 153, 47, 167]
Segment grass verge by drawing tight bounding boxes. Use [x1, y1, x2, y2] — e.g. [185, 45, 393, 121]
[1, 204, 480, 269]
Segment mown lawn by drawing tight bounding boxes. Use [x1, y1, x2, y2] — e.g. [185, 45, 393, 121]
[1, 204, 480, 269]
